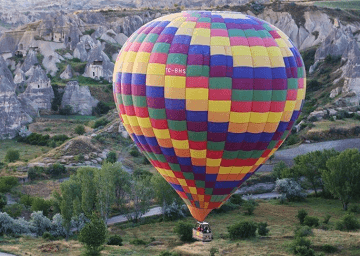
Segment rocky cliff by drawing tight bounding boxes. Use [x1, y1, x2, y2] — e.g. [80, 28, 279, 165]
[0, 56, 32, 139]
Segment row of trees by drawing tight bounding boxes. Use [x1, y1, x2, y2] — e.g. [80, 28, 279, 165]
[56, 162, 182, 239]
[273, 148, 360, 210]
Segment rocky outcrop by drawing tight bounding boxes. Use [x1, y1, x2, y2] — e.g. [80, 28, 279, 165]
[22, 49, 39, 73]
[100, 29, 117, 44]
[18, 66, 54, 111]
[73, 35, 100, 62]
[115, 33, 128, 46]
[60, 80, 98, 115]
[83, 46, 114, 81]
[14, 68, 26, 84]
[60, 64, 73, 80]
[0, 56, 32, 139]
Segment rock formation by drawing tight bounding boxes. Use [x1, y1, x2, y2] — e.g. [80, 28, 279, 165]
[22, 49, 39, 73]
[0, 56, 32, 139]
[18, 66, 54, 112]
[61, 80, 99, 116]
[73, 35, 100, 62]
[60, 65, 73, 80]
[83, 46, 114, 81]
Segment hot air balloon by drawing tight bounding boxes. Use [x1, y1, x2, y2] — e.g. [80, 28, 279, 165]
[113, 11, 306, 227]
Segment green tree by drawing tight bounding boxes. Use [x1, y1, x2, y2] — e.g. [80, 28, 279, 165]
[0, 193, 7, 210]
[322, 149, 360, 211]
[271, 161, 289, 180]
[31, 197, 52, 216]
[152, 173, 182, 218]
[294, 149, 339, 196]
[74, 125, 85, 135]
[76, 167, 97, 217]
[4, 148, 20, 163]
[79, 212, 107, 256]
[112, 163, 131, 210]
[125, 174, 154, 223]
[60, 182, 74, 240]
[105, 151, 117, 163]
[95, 162, 116, 222]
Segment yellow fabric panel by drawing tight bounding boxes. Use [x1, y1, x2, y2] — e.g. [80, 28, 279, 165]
[176, 27, 194, 36]
[137, 117, 152, 128]
[231, 45, 251, 56]
[250, 46, 269, 57]
[165, 76, 186, 88]
[172, 139, 190, 149]
[133, 62, 148, 74]
[186, 99, 209, 111]
[193, 28, 210, 37]
[255, 157, 266, 165]
[219, 166, 232, 174]
[297, 89, 305, 100]
[190, 149, 207, 158]
[211, 37, 230, 46]
[267, 112, 283, 123]
[127, 115, 139, 126]
[233, 55, 253, 67]
[189, 187, 197, 194]
[124, 51, 137, 62]
[165, 87, 185, 99]
[190, 36, 211, 45]
[135, 52, 150, 63]
[275, 38, 288, 48]
[230, 112, 251, 123]
[147, 63, 166, 75]
[180, 22, 196, 28]
[206, 158, 222, 167]
[186, 88, 209, 100]
[284, 101, 296, 111]
[146, 75, 165, 87]
[241, 166, 253, 173]
[266, 47, 282, 57]
[231, 167, 244, 174]
[269, 56, 285, 67]
[208, 101, 231, 112]
[153, 128, 170, 139]
[250, 112, 270, 123]
[178, 179, 187, 186]
[252, 56, 271, 67]
[122, 62, 135, 73]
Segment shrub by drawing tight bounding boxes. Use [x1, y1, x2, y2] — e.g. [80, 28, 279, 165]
[275, 179, 306, 202]
[74, 125, 85, 135]
[164, 203, 187, 221]
[322, 244, 338, 253]
[142, 156, 150, 164]
[257, 222, 269, 236]
[31, 197, 52, 216]
[243, 200, 256, 215]
[303, 216, 319, 227]
[349, 204, 360, 213]
[130, 238, 147, 245]
[93, 117, 109, 129]
[46, 163, 66, 177]
[28, 166, 44, 180]
[4, 148, 20, 162]
[129, 148, 140, 157]
[294, 226, 313, 238]
[229, 194, 243, 205]
[30, 211, 52, 236]
[227, 221, 257, 240]
[0, 193, 7, 210]
[106, 151, 117, 163]
[174, 221, 193, 242]
[335, 214, 360, 231]
[323, 214, 331, 224]
[291, 237, 315, 256]
[93, 101, 110, 116]
[297, 209, 308, 225]
[158, 252, 179, 256]
[272, 161, 288, 180]
[20, 194, 34, 207]
[42, 231, 55, 240]
[74, 153, 85, 162]
[0, 176, 18, 193]
[59, 105, 72, 115]
[107, 235, 123, 246]
[210, 247, 219, 256]
[3, 203, 25, 218]
[79, 213, 107, 255]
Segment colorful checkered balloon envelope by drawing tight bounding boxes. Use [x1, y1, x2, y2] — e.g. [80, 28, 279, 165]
[113, 11, 306, 221]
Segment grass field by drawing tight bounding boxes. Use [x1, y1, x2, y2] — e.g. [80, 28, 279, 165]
[309, 118, 360, 132]
[1, 198, 360, 256]
[0, 140, 51, 163]
[315, 1, 360, 10]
